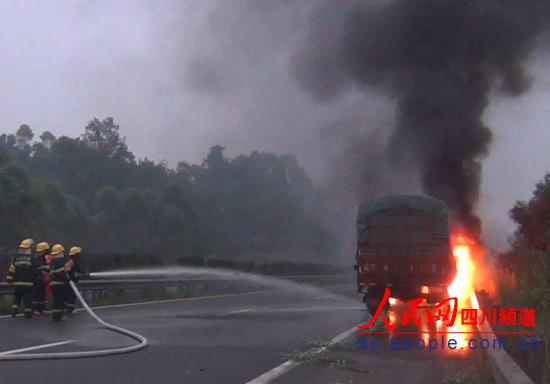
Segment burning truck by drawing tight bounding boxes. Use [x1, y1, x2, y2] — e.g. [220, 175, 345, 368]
[355, 195, 456, 313]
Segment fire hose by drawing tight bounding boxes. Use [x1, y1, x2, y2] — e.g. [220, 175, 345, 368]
[0, 280, 148, 360]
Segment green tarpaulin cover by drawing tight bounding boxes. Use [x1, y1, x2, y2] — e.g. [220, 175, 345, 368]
[356, 195, 449, 243]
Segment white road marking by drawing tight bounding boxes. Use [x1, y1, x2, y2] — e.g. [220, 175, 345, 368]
[217, 308, 253, 316]
[245, 324, 358, 384]
[0, 340, 75, 356]
[248, 360, 300, 383]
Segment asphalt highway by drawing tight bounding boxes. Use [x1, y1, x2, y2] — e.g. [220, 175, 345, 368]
[0, 279, 474, 384]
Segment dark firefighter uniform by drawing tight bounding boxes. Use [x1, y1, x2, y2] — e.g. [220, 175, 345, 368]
[65, 246, 86, 313]
[32, 242, 51, 313]
[49, 244, 69, 321]
[6, 239, 37, 318]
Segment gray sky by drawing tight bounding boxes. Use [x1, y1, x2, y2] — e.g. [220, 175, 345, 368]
[1, 1, 549, 250]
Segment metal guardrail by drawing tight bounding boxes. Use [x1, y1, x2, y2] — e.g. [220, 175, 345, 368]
[472, 292, 535, 384]
[0, 279, 216, 295]
[0, 274, 351, 296]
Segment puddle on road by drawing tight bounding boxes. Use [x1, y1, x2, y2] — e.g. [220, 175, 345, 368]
[287, 344, 371, 374]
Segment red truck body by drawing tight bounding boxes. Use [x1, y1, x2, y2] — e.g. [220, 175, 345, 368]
[355, 195, 455, 307]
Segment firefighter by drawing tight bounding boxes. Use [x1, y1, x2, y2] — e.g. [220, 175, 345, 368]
[23, 238, 35, 250]
[32, 242, 51, 313]
[49, 244, 69, 321]
[44, 250, 53, 302]
[65, 246, 87, 313]
[6, 239, 37, 318]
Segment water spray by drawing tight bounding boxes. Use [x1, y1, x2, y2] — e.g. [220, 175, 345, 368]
[0, 266, 358, 360]
[90, 266, 356, 301]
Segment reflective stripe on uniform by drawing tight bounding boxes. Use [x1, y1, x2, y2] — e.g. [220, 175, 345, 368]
[13, 282, 33, 287]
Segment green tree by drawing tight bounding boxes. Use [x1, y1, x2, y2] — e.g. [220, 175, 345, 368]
[0, 118, 337, 267]
[204, 145, 228, 172]
[509, 173, 550, 251]
[16, 124, 33, 147]
[0, 134, 16, 150]
[39, 131, 56, 148]
[503, 173, 550, 382]
[0, 162, 35, 244]
[82, 117, 135, 163]
[91, 186, 123, 251]
[119, 188, 154, 253]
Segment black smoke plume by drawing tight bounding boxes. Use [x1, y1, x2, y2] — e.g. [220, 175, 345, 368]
[293, 0, 550, 238]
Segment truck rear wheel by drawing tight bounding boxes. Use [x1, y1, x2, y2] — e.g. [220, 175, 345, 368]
[363, 288, 387, 315]
[364, 297, 379, 315]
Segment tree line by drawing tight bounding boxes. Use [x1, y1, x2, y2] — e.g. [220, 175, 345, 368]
[500, 173, 550, 382]
[0, 118, 337, 267]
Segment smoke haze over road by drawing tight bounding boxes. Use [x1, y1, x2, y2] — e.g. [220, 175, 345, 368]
[1, 0, 550, 250]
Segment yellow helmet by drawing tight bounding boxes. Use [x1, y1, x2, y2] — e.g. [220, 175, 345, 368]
[36, 242, 50, 252]
[19, 238, 34, 249]
[51, 244, 64, 255]
[68, 246, 82, 256]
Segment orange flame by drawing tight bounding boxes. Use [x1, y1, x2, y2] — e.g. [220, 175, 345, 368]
[446, 235, 476, 348]
[448, 235, 475, 305]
